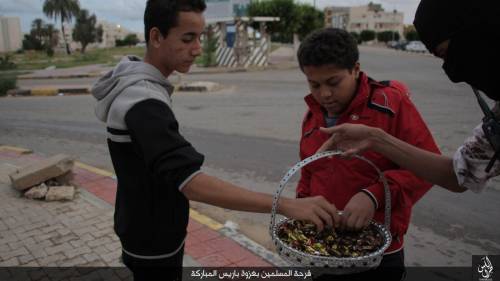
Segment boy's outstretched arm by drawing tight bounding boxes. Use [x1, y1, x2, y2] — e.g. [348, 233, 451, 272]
[317, 123, 466, 192]
[182, 172, 342, 231]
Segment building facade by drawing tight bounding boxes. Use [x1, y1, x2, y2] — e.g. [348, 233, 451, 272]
[204, 0, 250, 21]
[0, 16, 22, 53]
[325, 3, 404, 39]
[56, 20, 144, 51]
[98, 20, 135, 48]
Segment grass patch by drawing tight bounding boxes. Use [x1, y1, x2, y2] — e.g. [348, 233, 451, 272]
[10, 46, 146, 70]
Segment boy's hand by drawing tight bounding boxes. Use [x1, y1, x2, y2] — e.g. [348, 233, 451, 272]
[279, 196, 341, 231]
[340, 192, 375, 231]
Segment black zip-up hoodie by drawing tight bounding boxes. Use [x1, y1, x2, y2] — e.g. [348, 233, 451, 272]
[92, 56, 204, 259]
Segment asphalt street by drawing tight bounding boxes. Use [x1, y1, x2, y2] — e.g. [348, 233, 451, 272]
[4, 46, 500, 266]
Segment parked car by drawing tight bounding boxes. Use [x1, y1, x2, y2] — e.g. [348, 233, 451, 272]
[405, 41, 427, 53]
[393, 41, 408, 51]
[387, 40, 399, 49]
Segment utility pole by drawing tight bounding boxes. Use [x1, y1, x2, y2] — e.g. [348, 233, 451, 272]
[392, 9, 397, 42]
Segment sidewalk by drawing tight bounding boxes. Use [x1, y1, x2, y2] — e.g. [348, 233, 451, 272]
[0, 146, 283, 271]
[16, 54, 299, 81]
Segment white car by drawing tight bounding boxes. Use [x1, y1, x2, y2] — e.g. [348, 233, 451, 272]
[405, 41, 427, 53]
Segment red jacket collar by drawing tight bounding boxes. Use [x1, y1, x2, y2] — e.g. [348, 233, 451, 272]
[304, 72, 371, 119]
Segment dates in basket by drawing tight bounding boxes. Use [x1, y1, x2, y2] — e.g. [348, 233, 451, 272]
[278, 220, 383, 258]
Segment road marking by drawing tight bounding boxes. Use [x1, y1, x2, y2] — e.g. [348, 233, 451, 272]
[0, 145, 32, 154]
[75, 161, 114, 177]
[189, 209, 223, 231]
[30, 88, 58, 96]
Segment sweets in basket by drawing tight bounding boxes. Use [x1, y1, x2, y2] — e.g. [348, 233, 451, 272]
[277, 220, 384, 258]
[269, 151, 392, 275]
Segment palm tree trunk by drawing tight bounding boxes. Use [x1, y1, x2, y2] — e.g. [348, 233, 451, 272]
[61, 19, 71, 55]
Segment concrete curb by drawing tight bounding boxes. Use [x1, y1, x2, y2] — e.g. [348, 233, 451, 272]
[7, 87, 90, 97]
[0, 144, 283, 266]
[17, 73, 103, 80]
[6, 81, 224, 97]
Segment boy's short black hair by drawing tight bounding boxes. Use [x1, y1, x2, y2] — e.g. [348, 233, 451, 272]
[297, 28, 359, 71]
[144, 0, 206, 44]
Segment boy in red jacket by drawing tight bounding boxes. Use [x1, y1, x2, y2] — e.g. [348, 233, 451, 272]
[296, 28, 440, 280]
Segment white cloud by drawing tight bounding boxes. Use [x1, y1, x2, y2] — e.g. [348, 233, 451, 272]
[0, 0, 42, 14]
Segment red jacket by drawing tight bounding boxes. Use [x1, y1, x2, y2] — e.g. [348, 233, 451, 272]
[297, 72, 440, 254]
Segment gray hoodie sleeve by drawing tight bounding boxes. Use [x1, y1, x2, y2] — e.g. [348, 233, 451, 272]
[125, 98, 205, 191]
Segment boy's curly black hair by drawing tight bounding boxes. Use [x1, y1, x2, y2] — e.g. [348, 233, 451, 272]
[144, 0, 206, 44]
[297, 28, 359, 71]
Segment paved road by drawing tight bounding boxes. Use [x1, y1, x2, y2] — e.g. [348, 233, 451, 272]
[3, 46, 499, 266]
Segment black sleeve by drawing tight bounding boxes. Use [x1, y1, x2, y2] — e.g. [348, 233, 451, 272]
[125, 99, 204, 189]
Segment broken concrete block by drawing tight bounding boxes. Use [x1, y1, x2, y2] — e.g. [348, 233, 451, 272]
[24, 183, 48, 200]
[45, 186, 75, 201]
[54, 171, 74, 186]
[9, 154, 74, 191]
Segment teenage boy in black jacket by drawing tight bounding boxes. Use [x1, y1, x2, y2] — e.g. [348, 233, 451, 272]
[92, 0, 339, 280]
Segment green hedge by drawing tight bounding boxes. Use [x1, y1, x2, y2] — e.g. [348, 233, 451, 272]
[0, 76, 17, 96]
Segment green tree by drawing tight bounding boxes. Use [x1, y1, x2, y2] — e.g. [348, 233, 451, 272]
[405, 30, 420, 41]
[43, 0, 80, 54]
[23, 19, 58, 52]
[116, 34, 140, 47]
[199, 26, 218, 67]
[350, 32, 361, 44]
[376, 31, 400, 42]
[295, 4, 324, 40]
[360, 30, 376, 42]
[22, 34, 43, 51]
[43, 24, 59, 57]
[31, 18, 45, 43]
[72, 9, 103, 54]
[404, 24, 420, 41]
[247, 0, 300, 43]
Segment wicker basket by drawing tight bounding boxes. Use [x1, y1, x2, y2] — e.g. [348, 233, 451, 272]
[269, 151, 392, 275]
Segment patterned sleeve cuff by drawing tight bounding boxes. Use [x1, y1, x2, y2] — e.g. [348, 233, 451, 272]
[452, 124, 499, 193]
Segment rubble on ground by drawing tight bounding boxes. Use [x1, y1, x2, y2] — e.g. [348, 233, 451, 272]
[8, 154, 77, 201]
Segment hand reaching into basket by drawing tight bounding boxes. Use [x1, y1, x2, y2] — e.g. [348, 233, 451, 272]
[317, 124, 380, 156]
[340, 192, 376, 231]
[278, 196, 342, 231]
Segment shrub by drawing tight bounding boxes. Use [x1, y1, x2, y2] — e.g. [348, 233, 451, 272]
[350, 32, 361, 44]
[46, 47, 55, 57]
[0, 55, 17, 70]
[376, 31, 400, 42]
[360, 30, 376, 42]
[0, 76, 17, 96]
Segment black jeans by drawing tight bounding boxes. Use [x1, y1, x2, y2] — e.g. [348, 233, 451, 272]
[122, 247, 184, 281]
[314, 250, 406, 281]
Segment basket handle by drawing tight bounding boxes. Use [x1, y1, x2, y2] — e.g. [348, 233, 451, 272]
[269, 150, 391, 240]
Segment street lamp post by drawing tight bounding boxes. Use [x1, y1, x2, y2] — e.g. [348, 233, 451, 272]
[392, 9, 397, 42]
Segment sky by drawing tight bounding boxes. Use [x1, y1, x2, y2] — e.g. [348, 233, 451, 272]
[0, 0, 420, 34]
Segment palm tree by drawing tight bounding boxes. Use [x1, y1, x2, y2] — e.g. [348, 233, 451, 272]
[44, 24, 59, 50]
[43, 0, 80, 55]
[31, 18, 45, 43]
